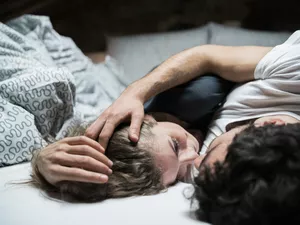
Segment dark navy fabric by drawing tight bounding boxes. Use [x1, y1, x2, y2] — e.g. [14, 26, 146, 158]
[144, 73, 235, 133]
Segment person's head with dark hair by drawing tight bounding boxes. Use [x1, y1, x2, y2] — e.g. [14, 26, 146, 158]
[194, 120, 300, 225]
[31, 115, 202, 202]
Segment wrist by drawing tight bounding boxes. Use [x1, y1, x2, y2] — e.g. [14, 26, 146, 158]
[31, 150, 57, 189]
[125, 80, 151, 103]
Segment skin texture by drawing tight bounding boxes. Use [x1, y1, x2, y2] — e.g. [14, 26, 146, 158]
[197, 115, 300, 172]
[36, 136, 113, 185]
[149, 121, 201, 186]
[43, 44, 272, 184]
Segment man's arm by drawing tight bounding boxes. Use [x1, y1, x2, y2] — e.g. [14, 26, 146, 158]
[86, 45, 272, 149]
[134, 45, 272, 102]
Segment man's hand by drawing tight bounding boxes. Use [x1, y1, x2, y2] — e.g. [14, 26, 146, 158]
[85, 91, 145, 150]
[35, 136, 113, 186]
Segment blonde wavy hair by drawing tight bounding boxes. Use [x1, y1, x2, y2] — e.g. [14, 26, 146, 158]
[31, 121, 165, 202]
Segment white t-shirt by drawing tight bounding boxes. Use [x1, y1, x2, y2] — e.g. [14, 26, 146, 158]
[200, 30, 300, 153]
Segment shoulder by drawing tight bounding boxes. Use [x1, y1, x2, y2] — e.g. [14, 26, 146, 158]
[254, 31, 300, 80]
[283, 30, 300, 45]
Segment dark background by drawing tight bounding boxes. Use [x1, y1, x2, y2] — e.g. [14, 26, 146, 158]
[1, 0, 300, 52]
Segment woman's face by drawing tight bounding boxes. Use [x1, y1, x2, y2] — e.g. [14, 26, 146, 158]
[149, 121, 202, 186]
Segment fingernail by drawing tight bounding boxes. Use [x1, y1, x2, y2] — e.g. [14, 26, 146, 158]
[99, 174, 108, 182]
[108, 160, 113, 167]
[108, 169, 113, 175]
[132, 134, 138, 141]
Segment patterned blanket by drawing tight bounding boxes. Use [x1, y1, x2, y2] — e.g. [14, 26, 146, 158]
[0, 15, 126, 166]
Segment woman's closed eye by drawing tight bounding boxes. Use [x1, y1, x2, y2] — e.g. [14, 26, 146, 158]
[172, 138, 179, 156]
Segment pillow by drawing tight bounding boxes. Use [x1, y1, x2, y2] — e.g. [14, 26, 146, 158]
[208, 22, 292, 46]
[107, 25, 209, 85]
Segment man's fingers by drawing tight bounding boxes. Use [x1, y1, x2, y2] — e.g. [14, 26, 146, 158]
[98, 119, 122, 149]
[129, 112, 144, 142]
[67, 145, 113, 167]
[61, 136, 105, 154]
[54, 165, 109, 184]
[85, 117, 106, 140]
[56, 153, 112, 175]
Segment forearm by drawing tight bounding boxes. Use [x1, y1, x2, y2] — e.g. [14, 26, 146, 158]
[126, 44, 272, 102]
[128, 45, 210, 102]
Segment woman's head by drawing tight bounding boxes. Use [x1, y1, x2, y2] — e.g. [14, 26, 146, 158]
[31, 115, 201, 202]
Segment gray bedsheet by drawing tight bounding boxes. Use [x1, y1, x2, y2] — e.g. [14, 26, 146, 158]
[0, 15, 126, 166]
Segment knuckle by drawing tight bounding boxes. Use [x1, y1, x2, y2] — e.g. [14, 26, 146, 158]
[56, 143, 68, 152]
[84, 129, 93, 138]
[105, 118, 115, 125]
[79, 156, 91, 165]
[50, 152, 61, 162]
[78, 136, 87, 142]
[47, 165, 58, 177]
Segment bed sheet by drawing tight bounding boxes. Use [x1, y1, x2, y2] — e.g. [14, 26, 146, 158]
[0, 163, 207, 225]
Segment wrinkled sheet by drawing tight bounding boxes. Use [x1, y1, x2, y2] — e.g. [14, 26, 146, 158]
[0, 15, 126, 166]
[0, 162, 203, 225]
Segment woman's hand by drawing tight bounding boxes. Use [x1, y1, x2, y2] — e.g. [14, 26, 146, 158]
[35, 136, 113, 186]
[85, 90, 145, 150]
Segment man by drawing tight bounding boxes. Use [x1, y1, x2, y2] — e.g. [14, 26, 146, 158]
[86, 31, 300, 224]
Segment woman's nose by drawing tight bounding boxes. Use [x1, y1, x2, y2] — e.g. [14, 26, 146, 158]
[179, 147, 199, 164]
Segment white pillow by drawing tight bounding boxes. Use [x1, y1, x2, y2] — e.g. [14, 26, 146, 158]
[107, 25, 209, 85]
[208, 22, 291, 46]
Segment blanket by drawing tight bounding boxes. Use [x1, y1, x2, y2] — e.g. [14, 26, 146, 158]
[0, 15, 126, 166]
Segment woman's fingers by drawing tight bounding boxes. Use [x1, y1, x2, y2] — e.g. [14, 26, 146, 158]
[55, 152, 112, 175]
[53, 165, 109, 184]
[61, 136, 105, 154]
[67, 145, 113, 170]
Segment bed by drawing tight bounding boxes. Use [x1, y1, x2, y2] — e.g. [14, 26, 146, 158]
[0, 15, 291, 225]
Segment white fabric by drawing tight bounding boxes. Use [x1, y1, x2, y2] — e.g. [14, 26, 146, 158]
[0, 162, 207, 225]
[201, 30, 300, 153]
[0, 15, 127, 166]
[107, 26, 209, 85]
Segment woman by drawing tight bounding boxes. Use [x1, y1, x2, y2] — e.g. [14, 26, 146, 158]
[31, 113, 204, 202]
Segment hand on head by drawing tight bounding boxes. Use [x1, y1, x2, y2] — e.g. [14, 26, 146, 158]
[35, 90, 147, 187]
[85, 90, 145, 150]
[34, 136, 113, 186]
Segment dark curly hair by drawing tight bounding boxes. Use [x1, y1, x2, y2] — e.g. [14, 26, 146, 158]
[194, 123, 300, 225]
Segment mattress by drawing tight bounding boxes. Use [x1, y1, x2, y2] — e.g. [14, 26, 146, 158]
[0, 162, 206, 225]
